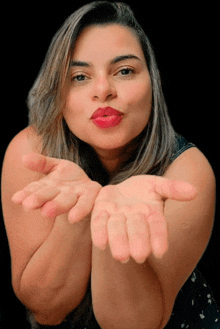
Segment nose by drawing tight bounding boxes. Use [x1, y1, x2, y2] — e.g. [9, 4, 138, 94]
[92, 75, 117, 102]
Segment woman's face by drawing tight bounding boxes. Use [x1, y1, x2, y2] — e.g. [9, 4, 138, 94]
[63, 24, 152, 157]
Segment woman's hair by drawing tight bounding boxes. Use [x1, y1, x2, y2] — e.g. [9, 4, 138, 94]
[27, 1, 175, 185]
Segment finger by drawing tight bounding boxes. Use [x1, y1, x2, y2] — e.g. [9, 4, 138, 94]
[155, 177, 197, 201]
[108, 214, 130, 263]
[22, 186, 60, 211]
[147, 210, 168, 259]
[126, 213, 151, 264]
[22, 153, 60, 174]
[41, 192, 78, 218]
[91, 210, 109, 250]
[12, 181, 46, 204]
[68, 186, 100, 223]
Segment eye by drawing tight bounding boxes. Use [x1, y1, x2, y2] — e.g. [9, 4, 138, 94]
[118, 67, 135, 76]
[71, 74, 88, 83]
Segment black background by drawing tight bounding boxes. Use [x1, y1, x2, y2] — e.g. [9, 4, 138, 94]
[1, 2, 219, 327]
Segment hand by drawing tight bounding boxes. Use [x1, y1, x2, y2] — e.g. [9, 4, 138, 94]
[91, 175, 197, 263]
[12, 153, 102, 223]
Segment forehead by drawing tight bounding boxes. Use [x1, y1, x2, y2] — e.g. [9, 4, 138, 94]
[72, 24, 145, 62]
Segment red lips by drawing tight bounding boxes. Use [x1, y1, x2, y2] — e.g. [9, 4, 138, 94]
[91, 107, 123, 119]
[91, 107, 123, 129]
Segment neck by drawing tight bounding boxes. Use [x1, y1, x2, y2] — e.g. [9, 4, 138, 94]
[94, 139, 140, 177]
[97, 150, 124, 175]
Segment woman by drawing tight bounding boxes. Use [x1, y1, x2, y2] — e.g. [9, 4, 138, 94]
[1, 2, 219, 328]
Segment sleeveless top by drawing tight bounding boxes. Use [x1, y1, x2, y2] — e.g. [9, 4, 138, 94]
[28, 134, 220, 329]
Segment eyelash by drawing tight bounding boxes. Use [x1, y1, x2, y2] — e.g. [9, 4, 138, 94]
[72, 74, 88, 82]
[71, 67, 135, 83]
[117, 67, 135, 76]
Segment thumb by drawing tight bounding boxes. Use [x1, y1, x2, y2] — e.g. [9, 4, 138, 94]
[155, 177, 197, 202]
[22, 153, 60, 174]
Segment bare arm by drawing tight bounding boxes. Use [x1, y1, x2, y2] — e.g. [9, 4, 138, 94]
[91, 148, 215, 329]
[1, 129, 101, 325]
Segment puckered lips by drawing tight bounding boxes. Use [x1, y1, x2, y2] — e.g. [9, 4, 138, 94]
[91, 107, 123, 129]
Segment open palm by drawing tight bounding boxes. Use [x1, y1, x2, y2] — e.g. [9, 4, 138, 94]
[91, 175, 197, 263]
[12, 153, 102, 223]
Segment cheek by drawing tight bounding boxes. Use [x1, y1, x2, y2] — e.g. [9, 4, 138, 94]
[62, 97, 84, 139]
[129, 82, 152, 135]
[63, 92, 84, 127]
[64, 93, 79, 117]
[125, 81, 152, 118]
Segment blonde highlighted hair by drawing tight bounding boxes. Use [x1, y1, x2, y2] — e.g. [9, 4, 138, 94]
[27, 1, 175, 185]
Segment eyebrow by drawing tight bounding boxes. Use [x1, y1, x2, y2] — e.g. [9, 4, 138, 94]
[110, 54, 141, 64]
[70, 60, 90, 68]
[69, 54, 141, 68]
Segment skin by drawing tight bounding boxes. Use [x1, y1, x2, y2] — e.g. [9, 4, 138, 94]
[63, 24, 152, 173]
[1, 24, 216, 328]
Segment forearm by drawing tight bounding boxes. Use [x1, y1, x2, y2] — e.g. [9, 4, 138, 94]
[18, 214, 92, 324]
[91, 246, 163, 329]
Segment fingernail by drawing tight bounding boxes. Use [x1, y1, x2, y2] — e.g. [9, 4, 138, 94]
[121, 258, 130, 264]
[95, 244, 106, 251]
[155, 252, 165, 259]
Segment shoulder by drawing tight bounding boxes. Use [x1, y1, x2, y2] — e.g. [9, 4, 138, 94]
[2, 126, 43, 183]
[3, 126, 42, 159]
[2, 126, 43, 204]
[169, 134, 215, 189]
[1, 126, 44, 218]
[2, 126, 43, 195]
[165, 146, 215, 194]
[164, 146, 216, 248]
[172, 134, 196, 161]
